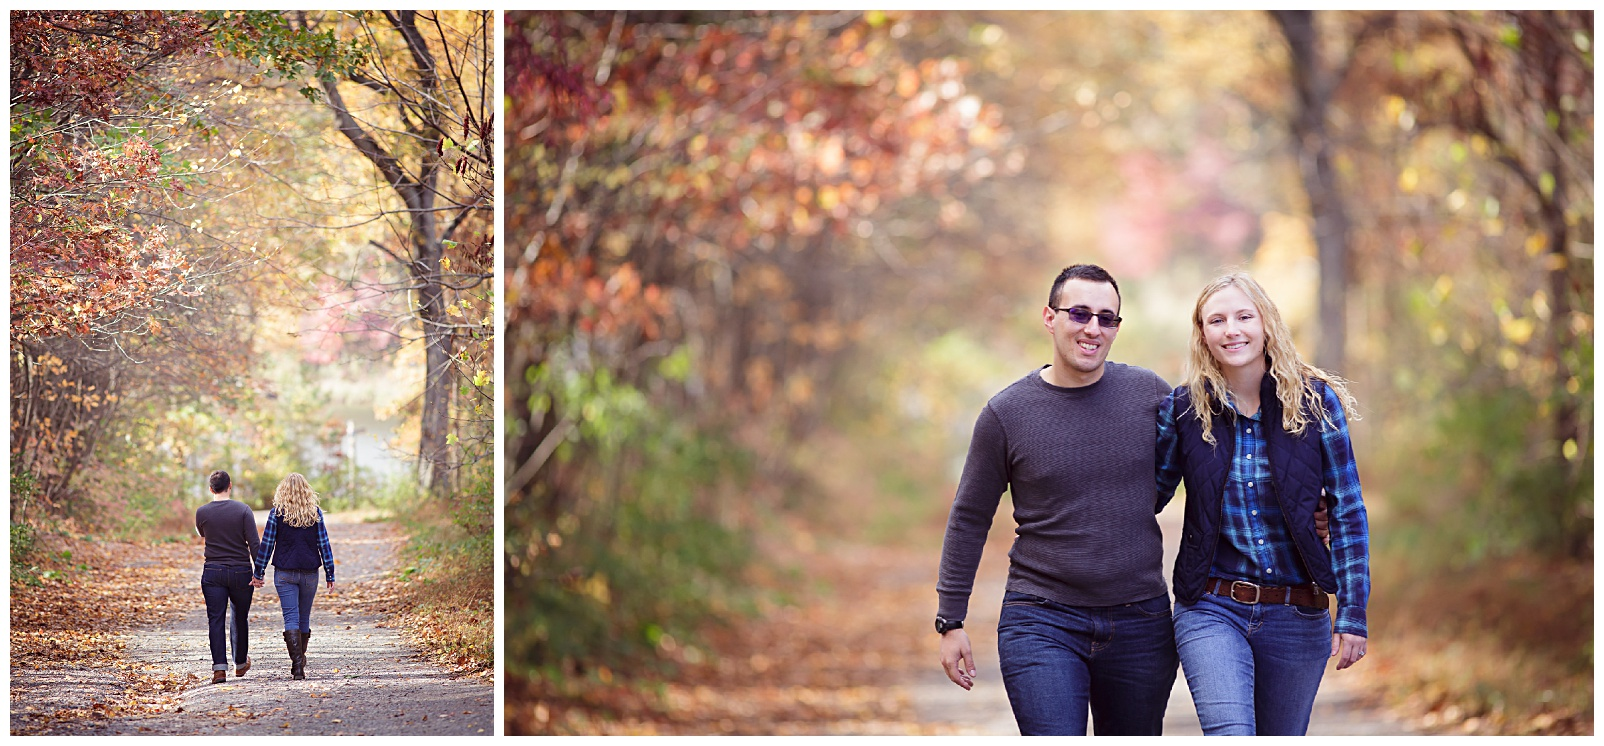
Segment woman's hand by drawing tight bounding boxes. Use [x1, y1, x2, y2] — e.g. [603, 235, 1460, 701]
[1332, 632, 1367, 670]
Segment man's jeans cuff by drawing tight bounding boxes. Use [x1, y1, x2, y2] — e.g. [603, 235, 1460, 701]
[213, 663, 230, 671]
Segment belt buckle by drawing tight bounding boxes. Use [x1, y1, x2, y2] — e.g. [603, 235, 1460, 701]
[1230, 580, 1262, 604]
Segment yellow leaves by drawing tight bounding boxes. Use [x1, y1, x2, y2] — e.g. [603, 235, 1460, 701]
[1398, 166, 1419, 193]
[1525, 233, 1549, 256]
[1500, 315, 1535, 346]
[816, 185, 840, 212]
[1430, 275, 1454, 304]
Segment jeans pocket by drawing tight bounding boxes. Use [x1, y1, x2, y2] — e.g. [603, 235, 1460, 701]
[1130, 594, 1172, 618]
[1291, 605, 1331, 622]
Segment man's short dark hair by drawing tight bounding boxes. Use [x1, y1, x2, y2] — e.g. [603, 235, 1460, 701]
[209, 470, 231, 494]
[1048, 264, 1121, 309]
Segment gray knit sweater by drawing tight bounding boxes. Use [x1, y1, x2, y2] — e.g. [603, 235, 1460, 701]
[936, 363, 1172, 621]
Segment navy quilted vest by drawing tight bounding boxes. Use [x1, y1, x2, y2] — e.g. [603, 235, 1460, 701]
[272, 508, 324, 572]
[1171, 374, 1336, 604]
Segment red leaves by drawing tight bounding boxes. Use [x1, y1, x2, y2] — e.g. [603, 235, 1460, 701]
[11, 133, 191, 342]
[11, 11, 211, 119]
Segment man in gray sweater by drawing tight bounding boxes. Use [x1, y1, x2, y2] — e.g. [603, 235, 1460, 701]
[935, 264, 1176, 735]
[195, 470, 261, 683]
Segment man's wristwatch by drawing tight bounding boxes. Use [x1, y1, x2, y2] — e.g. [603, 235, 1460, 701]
[935, 616, 964, 634]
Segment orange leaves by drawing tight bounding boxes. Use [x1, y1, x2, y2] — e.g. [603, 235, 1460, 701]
[522, 255, 671, 342]
[11, 533, 195, 671]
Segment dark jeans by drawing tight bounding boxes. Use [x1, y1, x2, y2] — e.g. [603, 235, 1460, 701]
[996, 590, 1178, 735]
[200, 564, 255, 671]
[272, 568, 320, 633]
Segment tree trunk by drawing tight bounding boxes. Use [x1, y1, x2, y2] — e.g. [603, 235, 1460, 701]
[414, 205, 454, 497]
[1271, 10, 1352, 373]
[319, 10, 455, 498]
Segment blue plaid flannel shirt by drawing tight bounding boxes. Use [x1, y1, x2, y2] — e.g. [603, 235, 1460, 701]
[1158, 382, 1370, 637]
[253, 507, 337, 584]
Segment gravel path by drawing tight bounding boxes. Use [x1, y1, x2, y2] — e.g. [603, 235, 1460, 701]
[19, 512, 492, 736]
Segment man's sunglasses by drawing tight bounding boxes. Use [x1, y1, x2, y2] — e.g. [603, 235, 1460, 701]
[1052, 307, 1123, 328]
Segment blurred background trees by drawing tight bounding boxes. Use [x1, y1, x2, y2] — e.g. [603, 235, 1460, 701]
[506, 9, 1025, 671]
[505, 10, 1591, 733]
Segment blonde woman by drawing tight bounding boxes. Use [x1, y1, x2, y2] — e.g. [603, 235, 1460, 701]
[1155, 272, 1370, 735]
[250, 473, 336, 680]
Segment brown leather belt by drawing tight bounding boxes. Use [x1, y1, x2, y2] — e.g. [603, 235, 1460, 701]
[1205, 577, 1329, 610]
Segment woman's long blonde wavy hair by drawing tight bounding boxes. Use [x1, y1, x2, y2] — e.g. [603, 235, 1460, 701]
[272, 473, 322, 528]
[1183, 272, 1359, 445]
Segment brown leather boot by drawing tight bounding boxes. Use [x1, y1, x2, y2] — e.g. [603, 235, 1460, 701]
[284, 631, 303, 679]
[293, 630, 309, 679]
[234, 655, 252, 678]
[212, 669, 227, 684]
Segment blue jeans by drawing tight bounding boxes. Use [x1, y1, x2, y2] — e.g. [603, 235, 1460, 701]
[996, 590, 1178, 735]
[272, 568, 321, 633]
[1173, 592, 1331, 735]
[200, 564, 254, 671]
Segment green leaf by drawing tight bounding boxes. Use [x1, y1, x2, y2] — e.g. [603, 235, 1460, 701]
[1500, 24, 1522, 50]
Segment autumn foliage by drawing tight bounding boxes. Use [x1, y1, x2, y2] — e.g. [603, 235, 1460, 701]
[504, 9, 1015, 679]
[10, 11, 211, 118]
[11, 137, 194, 341]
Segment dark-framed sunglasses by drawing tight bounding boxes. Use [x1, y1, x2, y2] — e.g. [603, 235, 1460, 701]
[1052, 306, 1123, 328]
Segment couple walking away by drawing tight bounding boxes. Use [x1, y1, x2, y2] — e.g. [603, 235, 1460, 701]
[937, 265, 1370, 736]
[194, 470, 338, 683]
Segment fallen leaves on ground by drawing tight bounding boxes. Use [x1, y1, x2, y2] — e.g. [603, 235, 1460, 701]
[10, 531, 198, 734]
[326, 558, 493, 680]
[506, 514, 959, 735]
[1362, 552, 1593, 735]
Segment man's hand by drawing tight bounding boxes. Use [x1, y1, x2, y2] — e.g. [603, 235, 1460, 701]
[1331, 632, 1367, 670]
[249, 577, 264, 588]
[939, 629, 977, 690]
[327, 581, 336, 594]
[1314, 493, 1331, 543]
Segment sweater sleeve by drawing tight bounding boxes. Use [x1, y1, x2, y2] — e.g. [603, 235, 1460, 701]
[935, 403, 1011, 622]
[1155, 389, 1184, 513]
[244, 507, 262, 572]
